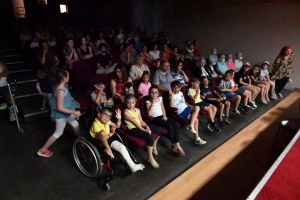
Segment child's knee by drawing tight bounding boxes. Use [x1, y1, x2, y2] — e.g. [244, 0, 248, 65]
[220, 103, 224, 108]
[225, 101, 230, 106]
[98, 130, 108, 139]
[236, 95, 241, 100]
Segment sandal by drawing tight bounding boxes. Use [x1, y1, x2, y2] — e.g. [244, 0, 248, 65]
[152, 148, 158, 156]
[37, 149, 53, 157]
[172, 144, 185, 155]
[148, 158, 159, 169]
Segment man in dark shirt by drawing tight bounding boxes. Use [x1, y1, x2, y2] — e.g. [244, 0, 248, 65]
[95, 43, 113, 74]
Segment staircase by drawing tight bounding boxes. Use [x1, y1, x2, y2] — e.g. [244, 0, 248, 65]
[0, 39, 51, 123]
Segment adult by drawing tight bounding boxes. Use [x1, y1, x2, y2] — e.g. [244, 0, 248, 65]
[0, 61, 17, 121]
[184, 43, 194, 61]
[140, 45, 156, 67]
[271, 45, 295, 98]
[234, 52, 243, 71]
[152, 60, 174, 92]
[149, 43, 160, 60]
[120, 43, 134, 68]
[95, 32, 108, 54]
[205, 57, 219, 79]
[39, 41, 59, 77]
[162, 43, 173, 61]
[132, 36, 144, 53]
[171, 60, 189, 85]
[225, 53, 237, 72]
[85, 34, 97, 55]
[216, 53, 229, 75]
[95, 43, 115, 74]
[129, 54, 151, 81]
[110, 64, 134, 103]
[30, 36, 39, 49]
[209, 48, 218, 63]
[116, 28, 125, 44]
[194, 57, 210, 79]
[63, 38, 79, 72]
[193, 40, 201, 58]
[77, 37, 93, 60]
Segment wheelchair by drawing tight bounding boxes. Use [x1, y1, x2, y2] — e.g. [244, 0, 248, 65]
[72, 111, 138, 191]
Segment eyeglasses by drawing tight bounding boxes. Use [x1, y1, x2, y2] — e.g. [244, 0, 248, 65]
[101, 112, 112, 119]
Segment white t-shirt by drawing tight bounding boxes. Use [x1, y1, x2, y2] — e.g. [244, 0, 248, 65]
[219, 79, 234, 89]
[149, 50, 160, 60]
[173, 92, 187, 115]
[30, 42, 39, 48]
[260, 69, 269, 80]
[234, 59, 243, 71]
[146, 96, 163, 117]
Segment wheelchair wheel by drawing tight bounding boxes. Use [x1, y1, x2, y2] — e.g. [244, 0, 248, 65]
[73, 137, 102, 178]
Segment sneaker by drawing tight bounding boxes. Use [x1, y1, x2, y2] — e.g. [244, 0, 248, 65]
[233, 109, 241, 115]
[242, 106, 250, 114]
[187, 124, 196, 134]
[213, 123, 221, 132]
[37, 149, 53, 157]
[194, 137, 207, 145]
[206, 121, 214, 132]
[271, 92, 278, 100]
[218, 120, 226, 128]
[223, 116, 231, 124]
[252, 101, 257, 108]
[247, 102, 256, 109]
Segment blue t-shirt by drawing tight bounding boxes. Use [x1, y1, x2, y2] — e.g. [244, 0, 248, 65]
[200, 85, 216, 98]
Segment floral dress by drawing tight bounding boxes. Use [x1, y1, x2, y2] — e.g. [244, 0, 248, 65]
[271, 55, 295, 80]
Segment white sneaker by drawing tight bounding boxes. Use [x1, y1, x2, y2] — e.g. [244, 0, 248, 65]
[252, 101, 257, 108]
[187, 125, 196, 134]
[194, 137, 207, 145]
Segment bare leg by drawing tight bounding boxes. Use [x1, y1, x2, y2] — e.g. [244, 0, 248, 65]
[190, 106, 200, 124]
[194, 118, 199, 139]
[41, 135, 57, 152]
[219, 103, 224, 120]
[153, 136, 160, 152]
[235, 95, 241, 110]
[225, 101, 230, 117]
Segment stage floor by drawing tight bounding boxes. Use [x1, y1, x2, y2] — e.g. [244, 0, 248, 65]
[0, 89, 295, 200]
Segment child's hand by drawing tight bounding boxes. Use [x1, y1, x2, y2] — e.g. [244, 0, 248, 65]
[169, 90, 174, 96]
[74, 111, 82, 117]
[105, 148, 114, 159]
[163, 116, 168, 121]
[115, 109, 121, 120]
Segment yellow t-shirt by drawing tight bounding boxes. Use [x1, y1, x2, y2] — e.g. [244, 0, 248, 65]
[90, 118, 111, 138]
[124, 108, 141, 130]
[188, 88, 203, 104]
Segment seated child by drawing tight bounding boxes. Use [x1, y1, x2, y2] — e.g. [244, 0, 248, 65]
[147, 86, 185, 155]
[229, 69, 252, 114]
[219, 70, 242, 114]
[169, 80, 207, 145]
[90, 108, 144, 173]
[36, 68, 52, 110]
[138, 71, 152, 98]
[260, 61, 277, 99]
[90, 81, 107, 112]
[123, 94, 162, 169]
[249, 65, 269, 104]
[187, 77, 221, 132]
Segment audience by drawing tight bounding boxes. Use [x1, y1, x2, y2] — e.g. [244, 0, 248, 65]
[209, 47, 218, 62]
[194, 57, 210, 79]
[129, 54, 150, 81]
[152, 60, 173, 92]
[171, 60, 189, 85]
[234, 52, 243, 71]
[63, 38, 79, 72]
[225, 53, 237, 72]
[77, 37, 93, 60]
[216, 53, 229, 75]
[95, 43, 114, 74]
[149, 43, 160, 60]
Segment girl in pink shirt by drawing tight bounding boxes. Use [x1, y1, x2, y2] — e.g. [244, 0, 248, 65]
[138, 71, 152, 97]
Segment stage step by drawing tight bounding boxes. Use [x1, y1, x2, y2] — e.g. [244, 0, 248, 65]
[9, 70, 37, 84]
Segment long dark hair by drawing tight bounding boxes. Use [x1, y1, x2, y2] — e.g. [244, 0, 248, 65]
[114, 64, 128, 82]
[172, 60, 182, 73]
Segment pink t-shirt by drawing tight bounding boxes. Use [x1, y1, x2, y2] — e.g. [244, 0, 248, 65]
[138, 82, 152, 97]
[225, 61, 237, 72]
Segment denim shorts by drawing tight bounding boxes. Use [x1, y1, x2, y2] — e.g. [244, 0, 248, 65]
[221, 92, 238, 98]
[235, 86, 246, 95]
[195, 101, 210, 110]
[178, 106, 191, 120]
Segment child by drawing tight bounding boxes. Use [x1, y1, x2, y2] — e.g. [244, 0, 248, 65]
[260, 61, 277, 100]
[147, 86, 185, 155]
[90, 108, 144, 173]
[171, 60, 189, 85]
[37, 69, 82, 157]
[200, 77, 231, 128]
[219, 70, 242, 114]
[229, 69, 252, 114]
[234, 62, 260, 109]
[36, 68, 53, 110]
[138, 71, 152, 98]
[169, 80, 207, 144]
[90, 81, 107, 112]
[249, 64, 269, 104]
[123, 94, 162, 169]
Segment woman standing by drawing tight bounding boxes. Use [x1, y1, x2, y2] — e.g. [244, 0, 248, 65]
[271, 46, 295, 98]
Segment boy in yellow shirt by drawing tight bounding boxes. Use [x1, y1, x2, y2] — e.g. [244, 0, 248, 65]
[90, 108, 144, 173]
[188, 77, 221, 132]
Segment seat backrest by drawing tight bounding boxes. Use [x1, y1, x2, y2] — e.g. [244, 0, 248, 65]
[73, 60, 93, 85]
[89, 74, 107, 87]
[211, 77, 222, 88]
[138, 95, 153, 122]
[181, 85, 195, 105]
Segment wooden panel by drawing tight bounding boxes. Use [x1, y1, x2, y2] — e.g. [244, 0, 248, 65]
[150, 91, 300, 200]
